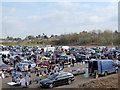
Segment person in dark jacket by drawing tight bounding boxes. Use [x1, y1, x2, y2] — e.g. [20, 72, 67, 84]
[14, 60, 16, 68]
[72, 59, 75, 67]
[28, 64, 31, 71]
[62, 61, 64, 68]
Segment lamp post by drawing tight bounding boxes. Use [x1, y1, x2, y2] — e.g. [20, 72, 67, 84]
[112, 31, 113, 46]
[43, 33, 45, 48]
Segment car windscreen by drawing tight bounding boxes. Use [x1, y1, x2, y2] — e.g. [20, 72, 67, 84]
[60, 56, 67, 60]
[60, 56, 65, 60]
[28, 62, 33, 64]
[48, 74, 58, 80]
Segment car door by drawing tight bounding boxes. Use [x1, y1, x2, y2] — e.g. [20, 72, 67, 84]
[54, 75, 63, 86]
[61, 74, 69, 84]
[57, 74, 68, 85]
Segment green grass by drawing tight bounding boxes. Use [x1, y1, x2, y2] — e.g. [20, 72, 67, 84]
[2, 39, 52, 47]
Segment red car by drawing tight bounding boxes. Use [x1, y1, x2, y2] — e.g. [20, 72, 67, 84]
[0, 64, 12, 72]
[37, 60, 52, 67]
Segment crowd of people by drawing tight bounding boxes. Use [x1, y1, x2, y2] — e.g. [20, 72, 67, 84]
[0, 45, 120, 88]
[10, 69, 31, 88]
[35, 64, 64, 76]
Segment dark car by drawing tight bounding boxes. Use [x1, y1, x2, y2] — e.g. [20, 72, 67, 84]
[66, 50, 71, 55]
[59, 55, 76, 63]
[76, 54, 89, 63]
[78, 50, 85, 54]
[40, 72, 75, 88]
[55, 51, 62, 58]
[89, 53, 96, 59]
[44, 52, 51, 57]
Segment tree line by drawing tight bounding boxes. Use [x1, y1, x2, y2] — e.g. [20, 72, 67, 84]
[5, 30, 120, 46]
[51, 30, 120, 46]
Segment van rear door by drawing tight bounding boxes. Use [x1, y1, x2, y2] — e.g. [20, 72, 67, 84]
[88, 61, 93, 73]
[92, 61, 98, 72]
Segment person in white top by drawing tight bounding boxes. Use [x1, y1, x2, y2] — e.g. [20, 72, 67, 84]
[20, 76, 26, 87]
[2, 71, 5, 79]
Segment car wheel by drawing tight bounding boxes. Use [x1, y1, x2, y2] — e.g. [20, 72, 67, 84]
[49, 83, 53, 88]
[68, 79, 72, 85]
[104, 72, 107, 76]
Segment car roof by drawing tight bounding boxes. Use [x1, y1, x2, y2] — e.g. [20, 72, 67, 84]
[56, 72, 72, 75]
[90, 59, 113, 62]
[0, 64, 8, 66]
[19, 63, 28, 65]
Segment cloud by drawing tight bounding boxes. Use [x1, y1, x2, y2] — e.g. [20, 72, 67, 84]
[3, 7, 16, 15]
[9, 8, 16, 13]
[2, 2, 118, 38]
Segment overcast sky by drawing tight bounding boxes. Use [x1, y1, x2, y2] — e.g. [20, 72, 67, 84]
[2, 2, 118, 39]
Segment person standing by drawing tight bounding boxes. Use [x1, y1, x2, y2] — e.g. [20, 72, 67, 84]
[62, 61, 64, 69]
[72, 59, 75, 67]
[28, 71, 30, 77]
[28, 64, 31, 71]
[47, 67, 51, 75]
[25, 74, 29, 87]
[11, 70, 15, 82]
[29, 75, 31, 85]
[20, 76, 26, 88]
[13, 60, 16, 68]
[1, 70, 5, 79]
[44, 69, 47, 75]
[55, 58, 57, 64]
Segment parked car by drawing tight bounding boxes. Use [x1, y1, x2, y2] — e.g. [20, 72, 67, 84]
[15, 63, 29, 71]
[54, 51, 62, 58]
[44, 52, 51, 57]
[0, 63, 13, 72]
[88, 59, 118, 78]
[37, 60, 53, 67]
[66, 50, 71, 55]
[78, 50, 85, 54]
[59, 55, 76, 63]
[40, 57, 50, 61]
[71, 68, 86, 75]
[89, 53, 96, 59]
[76, 54, 89, 63]
[22, 60, 36, 69]
[40, 72, 75, 88]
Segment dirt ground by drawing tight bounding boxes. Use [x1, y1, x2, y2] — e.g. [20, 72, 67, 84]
[1, 63, 87, 88]
[78, 74, 118, 88]
[0, 63, 119, 89]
